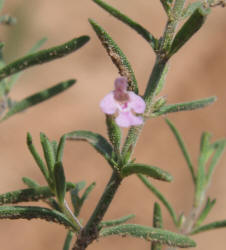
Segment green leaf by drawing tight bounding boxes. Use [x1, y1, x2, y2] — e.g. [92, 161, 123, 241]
[100, 224, 196, 248]
[27, 37, 48, 55]
[92, 0, 157, 49]
[0, 206, 76, 230]
[160, 0, 173, 15]
[200, 132, 212, 155]
[154, 64, 169, 96]
[194, 197, 216, 228]
[0, 182, 76, 205]
[121, 163, 173, 182]
[182, 1, 203, 19]
[165, 119, 196, 183]
[40, 133, 56, 178]
[66, 130, 113, 165]
[63, 231, 74, 250]
[51, 140, 58, 158]
[169, 6, 210, 57]
[0, 186, 55, 205]
[195, 132, 212, 206]
[100, 214, 135, 228]
[106, 115, 121, 156]
[0, 36, 89, 83]
[26, 132, 49, 182]
[89, 19, 138, 94]
[54, 162, 66, 205]
[138, 174, 178, 226]
[206, 140, 226, 184]
[152, 96, 216, 117]
[153, 202, 163, 229]
[190, 220, 226, 235]
[151, 202, 163, 250]
[6, 37, 48, 92]
[1, 79, 76, 121]
[70, 181, 86, 216]
[22, 177, 40, 188]
[80, 182, 96, 206]
[57, 135, 67, 162]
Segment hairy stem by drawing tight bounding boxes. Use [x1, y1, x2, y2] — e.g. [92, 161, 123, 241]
[72, 170, 122, 250]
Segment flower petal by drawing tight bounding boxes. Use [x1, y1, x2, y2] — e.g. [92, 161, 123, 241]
[128, 92, 146, 113]
[116, 111, 143, 128]
[100, 92, 117, 114]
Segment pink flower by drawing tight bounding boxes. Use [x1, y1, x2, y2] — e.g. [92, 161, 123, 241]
[100, 77, 146, 128]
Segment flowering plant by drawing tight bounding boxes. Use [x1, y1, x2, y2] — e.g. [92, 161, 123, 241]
[0, 1, 226, 250]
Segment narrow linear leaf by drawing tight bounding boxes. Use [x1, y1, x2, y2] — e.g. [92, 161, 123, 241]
[51, 140, 58, 158]
[70, 181, 86, 216]
[6, 37, 48, 92]
[0, 187, 55, 205]
[160, 0, 173, 15]
[182, 1, 203, 19]
[195, 132, 211, 206]
[165, 119, 196, 183]
[92, 0, 157, 49]
[27, 37, 48, 55]
[206, 140, 226, 184]
[0, 36, 90, 82]
[153, 202, 163, 229]
[66, 130, 113, 164]
[40, 133, 56, 177]
[63, 231, 74, 250]
[0, 206, 76, 230]
[22, 177, 40, 188]
[106, 115, 121, 155]
[1, 79, 76, 121]
[138, 174, 178, 226]
[0, 182, 76, 205]
[26, 132, 49, 181]
[54, 161, 66, 205]
[154, 64, 169, 96]
[200, 132, 212, 155]
[194, 198, 216, 228]
[89, 19, 138, 93]
[100, 224, 196, 248]
[169, 6, 210, 57]
[100, 214, 135, 228]
[121, 163, 173, 182]
[152, 96, 216, 117]
[151, 202, 163, 250]
[190, 220, 226, 235]
[57, 135, 67, 162]
[80, 182, 96, 206]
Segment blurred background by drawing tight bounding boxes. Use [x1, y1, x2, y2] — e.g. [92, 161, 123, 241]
[0, 0, 226, 249]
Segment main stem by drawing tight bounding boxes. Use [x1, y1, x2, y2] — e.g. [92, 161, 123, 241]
[72, 170, 122, 250]
[72, 1, 186, 249]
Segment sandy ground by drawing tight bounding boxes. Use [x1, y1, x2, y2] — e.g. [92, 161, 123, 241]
[0, 1, 226, 250]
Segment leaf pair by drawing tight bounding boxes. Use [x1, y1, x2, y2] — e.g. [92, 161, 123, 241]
[66, 130, 173, 182]
[27, 133, 68, 205]
[0, 36, 89, 121]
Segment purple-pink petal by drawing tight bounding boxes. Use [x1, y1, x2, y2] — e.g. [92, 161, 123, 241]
[128, 92, 146, 114]
[100, 92, 117, 114]
[116, 111, 143, 128]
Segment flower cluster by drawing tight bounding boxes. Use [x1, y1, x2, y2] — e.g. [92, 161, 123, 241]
[100, 77, 146, 127]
